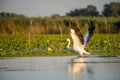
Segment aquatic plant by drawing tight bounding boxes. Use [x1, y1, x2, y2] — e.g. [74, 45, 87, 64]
[0, 34, 119, 57]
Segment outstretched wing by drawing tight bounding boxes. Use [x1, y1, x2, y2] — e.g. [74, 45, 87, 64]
[84, 21, 95, 46]
[70, 25, 84, 48]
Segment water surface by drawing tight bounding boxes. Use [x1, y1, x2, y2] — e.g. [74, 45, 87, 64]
[0, 56, 120, 80]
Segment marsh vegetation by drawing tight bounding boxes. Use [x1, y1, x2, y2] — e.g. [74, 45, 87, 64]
[0, 13, 120, 57]
[0, 34, 119, 57]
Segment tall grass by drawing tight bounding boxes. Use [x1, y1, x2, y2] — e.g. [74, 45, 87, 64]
[0, 16, 120, 34]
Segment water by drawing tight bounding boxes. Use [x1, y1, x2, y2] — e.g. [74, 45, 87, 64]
[0, 56, 120, 80]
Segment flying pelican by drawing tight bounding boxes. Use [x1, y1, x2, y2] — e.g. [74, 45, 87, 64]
[66, 21, 95, 56]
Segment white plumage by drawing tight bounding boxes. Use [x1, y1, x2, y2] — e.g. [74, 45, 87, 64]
[66, 21, 95, 56]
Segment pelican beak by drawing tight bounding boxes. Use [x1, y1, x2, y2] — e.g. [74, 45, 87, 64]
[60, 39, 67, 42]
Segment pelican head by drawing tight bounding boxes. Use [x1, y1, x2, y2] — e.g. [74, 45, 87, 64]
[66, 38, 70, 42]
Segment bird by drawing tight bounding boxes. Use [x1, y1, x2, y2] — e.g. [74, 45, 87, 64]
[66, 21, 95, 56]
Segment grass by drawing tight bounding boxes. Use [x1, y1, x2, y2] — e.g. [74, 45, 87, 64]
[0, 16, 120, 34]
[0, 34, 120, 57]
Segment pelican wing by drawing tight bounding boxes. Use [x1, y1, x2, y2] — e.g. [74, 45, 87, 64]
[70, 26, 84, 48]
[84, 21, 95, 46]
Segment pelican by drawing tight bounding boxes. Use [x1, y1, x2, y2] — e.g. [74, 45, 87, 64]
[66, 21, 95, 56]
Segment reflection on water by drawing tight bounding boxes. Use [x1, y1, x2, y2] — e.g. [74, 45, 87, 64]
[68, 57, 86, 74]
[0, 56, 120, 80]
[68, 56, 120, 80]
[68, 57, 94, 80]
